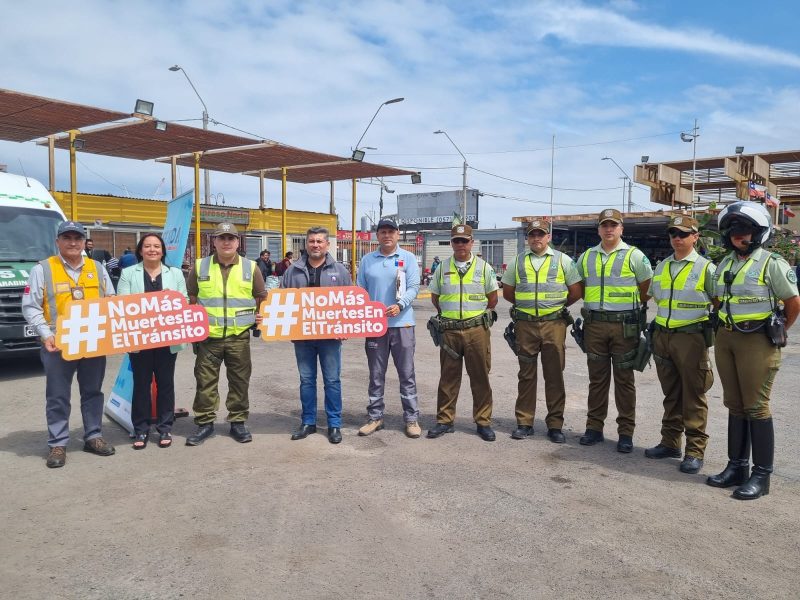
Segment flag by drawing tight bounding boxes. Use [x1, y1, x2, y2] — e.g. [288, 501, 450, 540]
[765, 192, 780, 208]
[748, 181, 766, 200]
[785, 206, 797, 219]
[452, 212, 463, 226]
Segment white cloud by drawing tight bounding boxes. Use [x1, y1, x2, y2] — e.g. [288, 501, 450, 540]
[513, 1, 800, 69]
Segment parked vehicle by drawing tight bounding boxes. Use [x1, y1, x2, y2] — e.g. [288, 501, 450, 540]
[0, 172, 66, 357]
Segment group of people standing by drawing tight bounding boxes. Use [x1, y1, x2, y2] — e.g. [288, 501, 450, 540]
[23, 203, 799, 502]
[491, 204, 797, 501]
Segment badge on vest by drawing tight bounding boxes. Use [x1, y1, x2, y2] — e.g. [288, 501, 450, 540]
[71, 287, 85, 300]
[198, 276, 211, 282]
[56, 282, 71, 294]
[87, 272, 94, 279]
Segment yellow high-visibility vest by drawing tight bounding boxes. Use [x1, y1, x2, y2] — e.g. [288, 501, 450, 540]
[196, 256, 257, 338]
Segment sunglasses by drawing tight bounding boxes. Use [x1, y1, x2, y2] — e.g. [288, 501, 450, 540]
[668, 229, 693, 239]
[451, 238, 471, 244]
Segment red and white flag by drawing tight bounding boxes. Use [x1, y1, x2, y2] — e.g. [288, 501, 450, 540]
[784, 206, 797, 219]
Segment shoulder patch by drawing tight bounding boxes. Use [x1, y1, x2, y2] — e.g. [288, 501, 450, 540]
[787, 269, 798, 284]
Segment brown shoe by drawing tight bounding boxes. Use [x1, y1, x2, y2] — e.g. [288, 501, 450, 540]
[358, 419, 384, 436]
[405, 421, 422, 439]
[46, 446, 66, 468]
[83, 437, 116, 456]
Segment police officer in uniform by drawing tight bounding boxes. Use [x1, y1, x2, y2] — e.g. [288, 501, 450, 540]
[577, 208, 653, 452]
[707, 202, 799, 499]
[427, 224, 499, 441]
[22, 221, 116, 468]
[645, 215, 715, 473]
[501, 219, 582, 443]
[186, 222, 266, 446]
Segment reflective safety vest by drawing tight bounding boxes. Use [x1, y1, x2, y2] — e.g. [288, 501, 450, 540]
[514, 250, 567, 317]
[196, 256, 256, 338]
[716, 250, 774, 324]
[438, 256, 490, 320]
[582, 247, 638, 311]
[41, 256, 106, 330]
[652, 256, 711, 327]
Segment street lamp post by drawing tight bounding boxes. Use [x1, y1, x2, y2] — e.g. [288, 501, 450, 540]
[681, 119, 700, 214]
[351, 98, 404, 161]
[434, 130, 468, 222]
[170, 65, 211, 205]
[378, 179, 394, 221]
[601, 156, 632, 213]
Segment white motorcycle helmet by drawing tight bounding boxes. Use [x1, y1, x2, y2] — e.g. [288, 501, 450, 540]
[718, 201, 773, 254]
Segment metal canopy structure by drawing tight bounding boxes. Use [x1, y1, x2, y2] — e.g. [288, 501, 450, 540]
[0, 88, 128, 142]
[252, 160, 412, 184]
[46, 120, 257, 160]
[635, 149, 800, 208]
[0, 87, 419, 270]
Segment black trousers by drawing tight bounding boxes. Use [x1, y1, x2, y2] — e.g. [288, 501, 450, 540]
[129, 347, 178, 435]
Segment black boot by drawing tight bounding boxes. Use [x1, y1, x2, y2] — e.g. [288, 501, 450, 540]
[706, 414, 750, 488]
[733, 418, 773, 500]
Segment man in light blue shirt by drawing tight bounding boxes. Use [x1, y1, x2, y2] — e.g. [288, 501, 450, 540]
[356, 218, 422, 438]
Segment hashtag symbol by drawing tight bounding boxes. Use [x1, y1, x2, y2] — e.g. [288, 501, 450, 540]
[262, 292, 300, 336]
[59, 303, 107, 355]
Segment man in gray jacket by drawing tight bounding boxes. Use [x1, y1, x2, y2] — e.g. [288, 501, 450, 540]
[281, 227, 353, 444]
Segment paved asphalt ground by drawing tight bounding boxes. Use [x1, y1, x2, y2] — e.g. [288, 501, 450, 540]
[1, 294, 798, 599]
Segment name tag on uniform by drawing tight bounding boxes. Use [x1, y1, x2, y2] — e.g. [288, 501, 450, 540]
[198, 276, 211, 282]
[56, 282, 71, 294]
[235, 309, 254, 316]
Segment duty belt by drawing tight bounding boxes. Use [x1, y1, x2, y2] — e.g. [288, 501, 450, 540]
[439, 314, 486, 330]
[588, 310, 637, 322]
[654, 322, 706, 334]
[513, 310, 563, 323]
[722, 319, 766, 332]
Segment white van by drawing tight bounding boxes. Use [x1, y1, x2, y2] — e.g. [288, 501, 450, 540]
[0, 172, 66, 357]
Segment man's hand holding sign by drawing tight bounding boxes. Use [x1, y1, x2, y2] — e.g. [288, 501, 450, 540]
[257, 286, 387, 341]
[55, 290, 209, 359]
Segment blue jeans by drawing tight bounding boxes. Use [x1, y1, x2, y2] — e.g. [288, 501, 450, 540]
[293, 339, 342, 428]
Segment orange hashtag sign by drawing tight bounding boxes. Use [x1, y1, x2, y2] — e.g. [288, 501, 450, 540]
[258, 286, 387, 341]
[55, 290, 209, 360]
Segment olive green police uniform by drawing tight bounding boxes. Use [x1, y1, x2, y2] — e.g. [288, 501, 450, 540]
[577, 219, 653, 446]
[713, 247, 796, 419]
[429, 254, 498, 428]
[649, 248, 715, 460]
[710, 245, 798, 498]
[501, 247, 581, 432]
[188, 253, 265, 425]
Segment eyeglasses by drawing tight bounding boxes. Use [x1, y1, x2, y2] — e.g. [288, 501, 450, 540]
[668, 229, 693, 239]
[451, 238, 471, 244]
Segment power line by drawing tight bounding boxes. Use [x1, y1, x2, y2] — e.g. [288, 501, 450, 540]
[469, 166, 622, 192]
[372, 130, 684, 157]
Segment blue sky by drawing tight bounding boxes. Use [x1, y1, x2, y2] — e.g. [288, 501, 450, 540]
[1, 0, 799, 227]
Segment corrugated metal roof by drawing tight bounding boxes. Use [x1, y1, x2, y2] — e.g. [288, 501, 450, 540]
[163, 142, 346, 173]
[48, 120, 258, 160]
[0, 88, 129, 142]
[2, 87, 418, 183]
[255, 160, 415, 183]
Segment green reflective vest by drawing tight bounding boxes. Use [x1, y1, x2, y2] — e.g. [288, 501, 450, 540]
[582, 247, 638, 311]
[514, 250, 567, 316]
[438, 256, 489, 320]
[196, 256, 257, 338]
[652, 256, 711, 327]
[716, 251, 773, 324]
